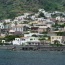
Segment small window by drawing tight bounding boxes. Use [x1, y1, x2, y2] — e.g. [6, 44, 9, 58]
[22, 39, 25, 41]
[30, 39, 33, 40]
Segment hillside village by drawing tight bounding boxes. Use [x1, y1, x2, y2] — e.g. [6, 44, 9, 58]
[0, 9, 65, 46]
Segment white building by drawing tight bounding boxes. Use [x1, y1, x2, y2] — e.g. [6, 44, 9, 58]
[39, 9, 45, 13]
[31, 16, 36, 20]
[12, 37, 40, 45]
[24, 13, 30, 18]
[56, 16, 61, 21]
[15, 16, 25, 21]
[24, 33, 39, 37]
[44, 12, 51, 18]
[4, 19, 11, 23]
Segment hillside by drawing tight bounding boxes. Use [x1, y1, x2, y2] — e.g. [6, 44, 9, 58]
[0, 0, 65, 19]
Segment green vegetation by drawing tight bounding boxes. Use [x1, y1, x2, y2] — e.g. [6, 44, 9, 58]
[38, 12, 47, 19]
[4, 35, 21, 42]
[52, 23, 65, 28]
[50, 43, 63, 47]
[56, 32, 65, 36]
[39, 35, 50, 41]
[0, 40, 4, 45]
[50, 40, 63, 47]
[0, 0, 65, 20]
[0, 35, 23, 45]
[42, 32, 48, 34]
[32, 34, 38, 37]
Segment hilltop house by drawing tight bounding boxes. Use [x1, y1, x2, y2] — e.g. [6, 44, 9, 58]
[39, 9, 46, 13]
[4, 19, 11, 23]
[24, 13, 31, 18]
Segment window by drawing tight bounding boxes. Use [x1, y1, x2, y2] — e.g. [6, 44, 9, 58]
[22, 39, 25, 41]
[30, 39, 33, 40]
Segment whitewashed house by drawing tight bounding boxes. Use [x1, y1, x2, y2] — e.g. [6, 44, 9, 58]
[56, 16, 61, 21]
[35, 13, 39, 17]
[4, 19, 11, 23]
[37, 18, 44, 22]
[12, 37, 40, 45]
[44, 12, 51, 18]
[15, 16, 25, 21]
[12, 38, 22, 45]
[24, 13, 31, 18]
[39, 9, 46, 13]
[31, 16, 36, 20]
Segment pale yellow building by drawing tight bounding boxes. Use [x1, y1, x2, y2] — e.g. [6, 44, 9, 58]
[51, 36, 63, 44]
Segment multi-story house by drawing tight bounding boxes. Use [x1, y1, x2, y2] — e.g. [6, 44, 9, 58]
[12, 37, 40, 45]
[51, 36, 65, 45]
[9, 24, 30, 35]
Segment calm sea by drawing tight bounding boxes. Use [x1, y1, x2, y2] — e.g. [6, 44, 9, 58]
[0, 50, 65, 65]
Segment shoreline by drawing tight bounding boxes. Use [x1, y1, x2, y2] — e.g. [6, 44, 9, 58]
[0, 45, 65, 51]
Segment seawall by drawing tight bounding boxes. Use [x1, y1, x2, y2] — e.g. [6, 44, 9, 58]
[0, 45, 65, 51]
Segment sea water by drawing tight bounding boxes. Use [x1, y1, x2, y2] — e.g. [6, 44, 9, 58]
[0, 50, 65, 65]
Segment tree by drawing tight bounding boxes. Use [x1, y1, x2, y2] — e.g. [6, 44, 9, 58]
[38, 12, 47, 19]
[4, 35, 20, 42]
[7, 12, 16, 20]
[53, 40, 62, 47]
[46, 27, 51, 32]
[32, 34, 37, 37]
[56, 32, 65, 36]
[54, 40, 60, 44]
